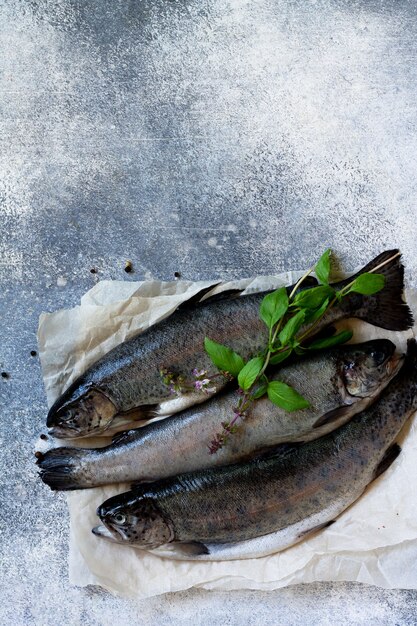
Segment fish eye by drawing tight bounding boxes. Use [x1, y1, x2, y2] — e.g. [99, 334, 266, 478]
[59, 411, 73, 422]
[59, 407, 78, 422]
[114, 513, 127, 525]
[370, 350, 385, 365]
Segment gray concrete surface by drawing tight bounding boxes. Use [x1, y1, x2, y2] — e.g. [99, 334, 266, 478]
[1, 0, 417, 624]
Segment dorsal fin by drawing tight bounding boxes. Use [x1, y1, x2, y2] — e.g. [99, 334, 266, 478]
[177, 283, 222, 310]
[199, 288, 245, 303]
[177, 275, 319, 311]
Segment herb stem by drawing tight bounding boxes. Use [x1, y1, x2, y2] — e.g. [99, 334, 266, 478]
[364, 251, 401, 275]
[288, 266, 315, 300]
[204, 249, 391, 453]
[295, 251, 399, 344]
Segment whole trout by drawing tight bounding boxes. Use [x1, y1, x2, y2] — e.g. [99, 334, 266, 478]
[47, 250, 412, 439]
[93, 339, 417, 560]
[38, 339, 401, 490]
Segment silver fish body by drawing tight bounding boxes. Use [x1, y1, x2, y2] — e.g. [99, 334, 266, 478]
[46, 250, 413, 439]
[46, 288, 291, 438]
[93, 339, 417, 559]
[38, 339, 401, 490]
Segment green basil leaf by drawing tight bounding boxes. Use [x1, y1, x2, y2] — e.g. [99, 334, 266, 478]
[315, 248, 332, 285]
[259, 287, 289, 330]
[292, 285, 335, 310]
[267, 381, 310, 411]
[238, 356, 264, 391]
[204, 338, 245, 378]
[278, 310, 305, 346]
[308, 329, 353, 350]
[347, 272, 385, 295]
[294, 344, 307, 355]
[252, 380, 268, 399]
[269, 348, 292, 365]
[303, 297, 330, 324]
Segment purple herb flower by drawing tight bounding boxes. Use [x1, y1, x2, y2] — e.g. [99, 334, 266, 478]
[192, 368, 207, 379]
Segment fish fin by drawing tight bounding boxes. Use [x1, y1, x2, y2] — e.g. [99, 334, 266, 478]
[199, 288, 246, 303]
[245, 276, 318, 298]
[177, 283, 222, 309]
[37, 447, 87, 491]
[178, 276, 319, 310]
[253, 442, 302, 460]
[130, 480, 151, 490]
[334, 250, 413, 331]
[373, 443, 402, 480]
[174, 541, 210, 556]
[333, 250, 401, 290]
[297, 520, 335, 539]
[111, 429, 138, 445]
[118, 404, 159, 421]
[150, 541, 211, 559]
[196, 276, 319, 304]
[312, 405, 353, 429]
[401, 339, 417, 376]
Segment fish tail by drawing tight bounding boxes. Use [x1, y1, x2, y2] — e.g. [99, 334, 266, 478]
[402, 338, 417, 377]
[335, 250, 413, 331]
[37, 447, 88, 491]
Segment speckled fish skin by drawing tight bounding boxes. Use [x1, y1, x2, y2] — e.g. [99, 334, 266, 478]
[46, 288, 290, 439]
[94, 339, 417, 555]
[46, 249, 413, 439]
[38, 339, 401, 490]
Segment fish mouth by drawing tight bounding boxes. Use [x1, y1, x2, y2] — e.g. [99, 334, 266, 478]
[47, 425, 86, 439]
[92, 525, 119, 542]
[47, 419, 114, 439]
[93, 521, 131, 542]
[47, 389, 118, 437]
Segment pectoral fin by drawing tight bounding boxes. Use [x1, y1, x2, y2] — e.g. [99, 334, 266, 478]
[312, 405, 353, 429]
[105, 406, 159, 436]
[151, 541, 210, 558]
[373, 443, 401, 480]
[118, 405, 159, 421]
[253, 442, 303, 461]
[176, 541, 210, 555]
[111, 429, 138, 446]
[297, 520, 335, 539]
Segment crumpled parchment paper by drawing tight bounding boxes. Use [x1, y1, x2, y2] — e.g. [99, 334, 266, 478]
[37, 272, 417, 598]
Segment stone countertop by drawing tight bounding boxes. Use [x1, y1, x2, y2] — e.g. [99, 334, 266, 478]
[1, 0, 417, 623]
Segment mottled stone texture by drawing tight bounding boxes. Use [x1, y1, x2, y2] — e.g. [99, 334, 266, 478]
[1, 0, 417, 623]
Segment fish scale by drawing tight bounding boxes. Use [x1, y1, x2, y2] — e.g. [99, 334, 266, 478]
[95, 339, 417, 558]
[38, 339, 401, 490]
[46, 249, 412, 439]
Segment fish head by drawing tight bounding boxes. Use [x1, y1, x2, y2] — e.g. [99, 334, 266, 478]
[93, 492, 174, 548]
[47, 387, 117, 438]
[338, 339, 403, 399]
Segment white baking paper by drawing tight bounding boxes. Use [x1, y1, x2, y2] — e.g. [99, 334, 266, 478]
[37, 272, 417, 598]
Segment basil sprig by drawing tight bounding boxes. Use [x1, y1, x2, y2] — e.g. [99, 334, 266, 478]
[203, 249, 386, 451]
